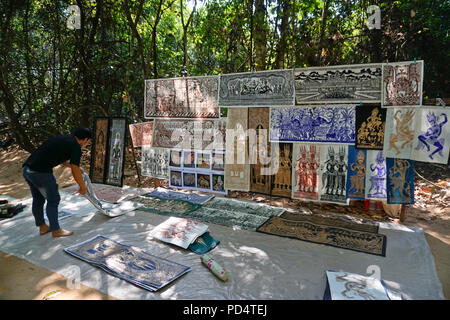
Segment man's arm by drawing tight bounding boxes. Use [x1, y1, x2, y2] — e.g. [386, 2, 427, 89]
[71, 164, 87, 195]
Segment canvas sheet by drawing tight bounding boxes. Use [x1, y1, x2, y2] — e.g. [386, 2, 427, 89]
[0, 199, 444, 300]
[130, 195, 202, 216]
[294, 63, 382, 105]
[346, 146, 367, 200]
[90, 118, 109, 184]
[365, 150, 387, 200]
[144, 187, 214, 204]
[224, 108, 250, 191]
[411, 107, 450, 164]
[270, 105, 356, 144]
[62, 183, 148, 204]
[141, 146, 169, 179]
[324, 270, 392, 300]
[383, 108, 416, 159]
[149, 217, 209, 249]
[152, 119, 226, 151]
[292, 144, 321, 201]
[218, 69, 295, 107]
[64, 235, 191, 291]
[144, 76, 219, 118]
[382, 60, 423, 107]
[129, 122, 154, 147]
[355, 104, 386, 149]
[386, 158, 415, 204]
[319, 145, 349, 205]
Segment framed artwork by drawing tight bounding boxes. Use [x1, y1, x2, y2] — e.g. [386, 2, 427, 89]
[105, 117, 127, 187]
[183, 150, 195, 168]
[141, 146, 169, 179]
[197, 173, 212, 190]
[128, 121, 153, 147]
[169, 170, 183, 188]
[182, 172, 197, 188]
[169, 149, 182, 167]
[212, 174, 225, 193]
[90, 117, 110, 184]
[196, 152, 211, 170]
[355, 104, 386, 149]
[294, 63, 382, 105]
[211, 152, 225, 171]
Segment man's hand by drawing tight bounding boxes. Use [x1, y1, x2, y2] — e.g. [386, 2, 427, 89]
[71, 164, 87, 195]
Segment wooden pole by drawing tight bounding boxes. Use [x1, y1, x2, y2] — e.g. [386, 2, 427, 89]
[399, 204, 407, 222]
[127, 133, 141, 187]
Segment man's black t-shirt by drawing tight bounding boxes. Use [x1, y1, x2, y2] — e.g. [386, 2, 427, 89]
[23, 135, 82, 173]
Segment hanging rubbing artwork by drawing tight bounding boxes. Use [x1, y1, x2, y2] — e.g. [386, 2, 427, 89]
[169, 150, 182, 167]
[197, 173, 212, 190]
[412, 108, 450, 164]
[144, 76, 219, 118]
[346, 146, 367, 200]
[292, 143, 321, 201]
[294, 63, 382, 105]
[382, 60, 423, 107]
[212, 174, 225, 193]
[90, 117, 109, 184]
[386, 158, 414, 204]
[355, 105, 386, 149]
[269, 105, 356, 144]
[105, 117, 127, 187]
[152, 119, 226, 151]
[224, 108, 250, 191]
[365, 150, 387, 200]
[169, 170, 183, 188]
[319, 145, 349, 205]
[271, 143, 292, 198]
[141, 146, 169, 179]
[211, 152, 225, 171]
[128, 121, 153, 147]
[218, 69, 295, 107]
[196, 152, 211, 170]
[383, 108, 416, 159]
[249, 107, 272, 195]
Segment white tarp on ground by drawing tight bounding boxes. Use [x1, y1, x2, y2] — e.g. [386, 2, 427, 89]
[0, 194, 444, 300]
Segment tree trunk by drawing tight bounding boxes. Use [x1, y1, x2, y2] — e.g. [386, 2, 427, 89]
[254, 0, 267, 71]
[274, 0, 291, 69]
[317, 0, 330, 66]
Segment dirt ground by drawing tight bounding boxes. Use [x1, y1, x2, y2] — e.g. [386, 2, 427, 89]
[0, 145, 448, 300]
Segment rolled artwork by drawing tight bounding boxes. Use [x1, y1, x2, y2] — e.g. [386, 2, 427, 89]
[200, 253, 229, 282]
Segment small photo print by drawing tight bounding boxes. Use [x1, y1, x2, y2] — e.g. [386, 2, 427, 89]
[212, 174, 225, 192]
[211, 152, 225, 171]
[197, 174, 211, 190]
[183, 172, 196, 188]
[183, 151, 195, 168]
[170, 170, 182, 187]
[196, 152, 211, 170]
[169, 150, 182, 167]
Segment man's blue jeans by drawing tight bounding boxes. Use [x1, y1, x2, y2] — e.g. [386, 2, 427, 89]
[22, 166, 61, 231]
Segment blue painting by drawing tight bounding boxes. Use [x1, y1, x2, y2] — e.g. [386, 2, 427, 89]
[270, 105, 355, 143]
[346, 146, 366, 200]
[365, 150, 387, 200]
[386, 158, 414, 204]
[64, 235, 191, 291]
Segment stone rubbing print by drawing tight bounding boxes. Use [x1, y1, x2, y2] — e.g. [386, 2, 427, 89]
[270, 105, 355, 144]
[105, 118, 127, 187]
[412, 108, 450, 164]
[319, 145, 349, 205]
[294, 64, 382, 105]
[346, 146, 366, 200]
[355, 105, 386, 149]
[271, 143, 292, 198]
[386, 158, 414, 204]
[292, 144, 321, 201]
[152, 118, 226, 151]
[90, 118, 109, 184]
[129, 121, 153, 147]
[383, 108, 416, 159]
[224, 108, 250, 191]
[382, 60, 423, 107]
[249, 107, 272, 195]
[365, 150, 387, 200]
[218, 69, 295, 107]
[144, 76, 219, 118]
[141, 146, 169, 179]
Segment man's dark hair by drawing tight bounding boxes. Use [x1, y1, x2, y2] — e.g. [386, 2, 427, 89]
[72, 127, 92, 140]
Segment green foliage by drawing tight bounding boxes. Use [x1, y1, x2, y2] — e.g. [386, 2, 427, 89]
[0, 0, 448, 151]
